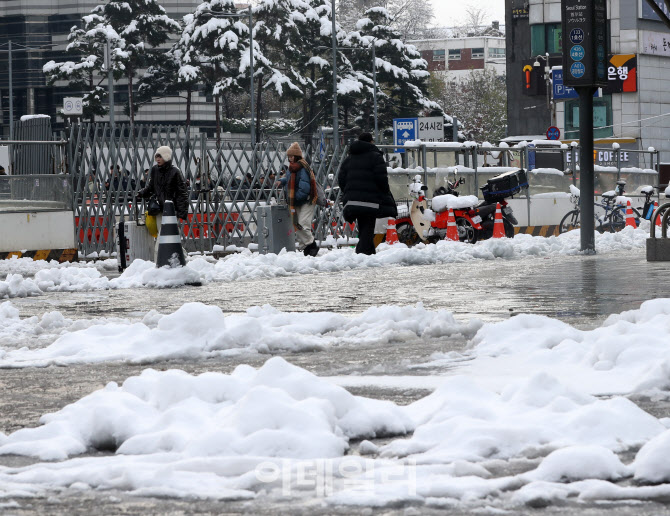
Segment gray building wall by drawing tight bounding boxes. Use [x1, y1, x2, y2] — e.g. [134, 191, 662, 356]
[505, 0, 554, 138]
[0, 0, 215, 133]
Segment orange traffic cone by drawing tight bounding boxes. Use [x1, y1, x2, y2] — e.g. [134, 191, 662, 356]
[625, 200, 637, 228]
[445, 209, 459, 241]
[386, 218, 399, 244]
[492, 203, 506, 238]
[654, 201, 662, 227]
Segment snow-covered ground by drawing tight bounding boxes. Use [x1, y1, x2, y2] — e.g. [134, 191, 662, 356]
[0, 224, 652, 299]
[3, 297, 670, 509]
[0, 302, 481, 367]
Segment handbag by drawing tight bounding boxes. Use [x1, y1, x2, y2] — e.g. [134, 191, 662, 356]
[147, 196, 161, 216]
[315, 182, 329, 207]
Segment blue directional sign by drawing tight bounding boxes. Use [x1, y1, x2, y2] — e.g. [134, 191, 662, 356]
[570, 45, 585, 61]
[393, 118, 418, 154]
[562, 0, 608, 88]
[552, 69, 601, 101]
[570, 62, 586, 78]
[569, 28, 584, 44]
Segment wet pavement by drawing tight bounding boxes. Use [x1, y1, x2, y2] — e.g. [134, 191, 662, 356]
[3, 249, 670, 514]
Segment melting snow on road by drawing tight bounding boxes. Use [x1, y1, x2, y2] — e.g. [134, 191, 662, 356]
[0, 223, 652, 299]
[3, 300, 670, 508]
[0, 302, 481, 366]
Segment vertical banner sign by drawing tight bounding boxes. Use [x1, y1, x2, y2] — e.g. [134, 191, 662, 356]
[561, 0, 609, 88]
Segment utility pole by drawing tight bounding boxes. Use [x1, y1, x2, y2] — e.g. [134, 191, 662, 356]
[331, 0, 339, 150]
[371, 42, 378, 142]
[249, 6, 256, 150]
[8, 40, 13, 140]
[561, 0, 608, 253]
[106, 40, 115, 173]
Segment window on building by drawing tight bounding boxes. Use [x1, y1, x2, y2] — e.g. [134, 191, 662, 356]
[488, 48, 505, 59]
[471, 48, 484, 59]
[530, 23, 563, 55]
[564, 94, 613, 139]
[433, 49, 445, 61]
[448, 49, 461, 60]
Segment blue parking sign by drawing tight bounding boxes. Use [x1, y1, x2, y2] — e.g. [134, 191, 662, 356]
[393, 118, 418, 154]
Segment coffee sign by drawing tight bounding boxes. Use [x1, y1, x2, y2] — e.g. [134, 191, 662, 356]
[561, 0, 609, 88]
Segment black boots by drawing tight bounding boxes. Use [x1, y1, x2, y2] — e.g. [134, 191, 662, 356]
[303, 241, 319, 257]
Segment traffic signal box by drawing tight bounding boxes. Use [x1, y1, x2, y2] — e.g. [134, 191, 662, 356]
[521, 61, 546, 96]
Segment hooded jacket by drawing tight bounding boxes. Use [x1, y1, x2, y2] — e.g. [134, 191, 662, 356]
[138, 161, 190, 220]
[338, 140, 397, 220]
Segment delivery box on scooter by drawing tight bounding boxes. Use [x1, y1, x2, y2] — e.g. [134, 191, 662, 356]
[481, 169, 528, 203]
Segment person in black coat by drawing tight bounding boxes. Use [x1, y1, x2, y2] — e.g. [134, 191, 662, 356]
[339, 133, 397, 255]
[137, 145, 190, 261]
[138, 145, 189, 221]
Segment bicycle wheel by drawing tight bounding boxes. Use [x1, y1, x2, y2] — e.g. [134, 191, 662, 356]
[559, 209, 580, 234]
[608, 206, 641, 232]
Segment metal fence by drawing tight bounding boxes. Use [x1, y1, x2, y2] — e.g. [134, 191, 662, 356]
[68, 123, 352, 256]
[7, 117, 66, 175]
[0, 174, 72, 208]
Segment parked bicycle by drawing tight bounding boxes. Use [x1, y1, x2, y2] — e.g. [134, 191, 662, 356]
[559, 180, 648, 234]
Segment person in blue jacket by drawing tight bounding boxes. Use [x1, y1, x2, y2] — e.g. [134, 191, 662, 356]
[277, 142, 319, 256]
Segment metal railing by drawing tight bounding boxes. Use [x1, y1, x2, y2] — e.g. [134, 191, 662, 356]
[0, 174, 72, 210]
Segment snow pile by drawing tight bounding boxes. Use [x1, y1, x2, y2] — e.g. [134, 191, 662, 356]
[110, 259, 203, 289]
[0, 274, 41, 300]
[0, 301, 128, 350]
[34, 267, 111, 292]
[0, 303, 481, 367]
[381, 373, 662, 464]
[431, 194, 479, 212]
[0, 225, 654, 299]
[524, 445, 631, 482]
[0, 256, 116, 278]
[449, 298, 670, 395]
[0, 357, 411, 460]
[188, 225, 649, 285]
[0, 358, 411, 498]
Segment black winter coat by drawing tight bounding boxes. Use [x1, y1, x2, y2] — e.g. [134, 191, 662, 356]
[339, 140, 397, 222]
[138, 161, 190, 220]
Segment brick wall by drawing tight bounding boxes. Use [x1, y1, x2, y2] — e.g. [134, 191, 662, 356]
[421, 50, 446, 71]
[447, 48, 486, 71]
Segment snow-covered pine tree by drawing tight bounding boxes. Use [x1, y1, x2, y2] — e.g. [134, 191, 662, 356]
[43, 14, 125, 122]
[184, 0, 250, 143]
[252, 0, 304, 143]
[290, 0, 366, 140]
[350, 6, 441, 132]
[290, 0, 338, 144]
[92, 0, 179, 123]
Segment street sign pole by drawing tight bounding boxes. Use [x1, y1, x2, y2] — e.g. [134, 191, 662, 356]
[562, 0, 608, 253]
[578, 88, 596, 253]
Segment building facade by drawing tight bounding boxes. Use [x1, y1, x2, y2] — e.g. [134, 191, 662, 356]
[411, 30, 506, 83]
[506, 0, 670, 164]
[0, 0, 214, 135]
